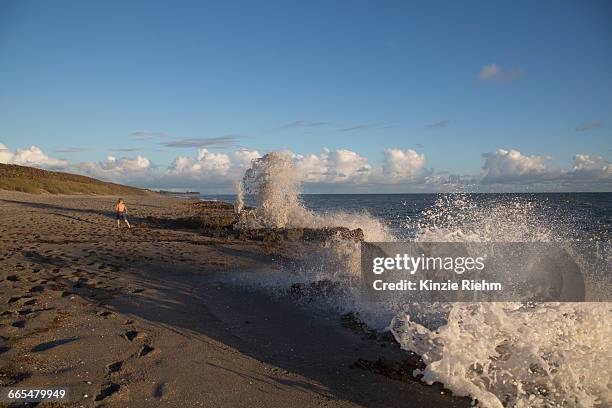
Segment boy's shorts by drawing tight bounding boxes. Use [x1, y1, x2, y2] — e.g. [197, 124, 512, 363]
[116, 212, 126, 221]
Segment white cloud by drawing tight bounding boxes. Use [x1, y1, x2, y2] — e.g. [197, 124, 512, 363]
[1, 142, 609, 192]
[169, 148, 231, 178]
[381, 148, 427, 182]
[293, 148, 372, 183]
[571, 154, 611, 180]
[478, 63, 524, 83]
[233, 149, 261, 168]
[479, 63, 501, 81]
[75, 155, 152, 182]
[0, 143, 13, 163]
[104, 155, 150, 171]
[0, 144, 67, 168]
[481, 148, 560, 184]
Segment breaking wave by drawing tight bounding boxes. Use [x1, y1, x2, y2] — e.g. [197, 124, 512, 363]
[235, 152, 393, 242]
[235, 152, 611, 407]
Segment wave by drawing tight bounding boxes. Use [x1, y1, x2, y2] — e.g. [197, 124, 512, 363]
[234, 152, 611, 407]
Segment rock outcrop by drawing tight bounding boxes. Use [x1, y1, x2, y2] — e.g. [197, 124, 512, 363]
[145, 200, 365, 244]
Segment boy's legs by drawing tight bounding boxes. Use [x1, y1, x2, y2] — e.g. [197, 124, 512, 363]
[124, 219, 131, 229]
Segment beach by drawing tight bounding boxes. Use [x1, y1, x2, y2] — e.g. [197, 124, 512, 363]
[0, 191, 470, 408]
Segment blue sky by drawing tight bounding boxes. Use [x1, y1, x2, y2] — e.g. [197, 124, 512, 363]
[0, 0, 610, 192]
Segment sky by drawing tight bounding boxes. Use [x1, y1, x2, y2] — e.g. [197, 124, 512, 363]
[0, 0, 610, 193]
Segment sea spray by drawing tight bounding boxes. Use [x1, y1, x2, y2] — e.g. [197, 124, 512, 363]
[391, 302, 612, 408]
[234, 180, 244, 214]
[392, 194, 612, 407]
[235, 152, 393, 241]
[238, 152, 302, 228]
[234, 154, 611, 407]
[234, 153, 393, 284]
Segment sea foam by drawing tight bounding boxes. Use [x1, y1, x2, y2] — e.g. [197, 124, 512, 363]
[234, 152, 611, 407]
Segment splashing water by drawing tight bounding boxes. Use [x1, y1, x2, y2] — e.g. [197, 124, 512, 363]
[233, 180, 245, 214]
[235, 154, 612, 407]
[235, 152, 393, 242]
[396, 195, 612, 407]
[392, 302, 611, 408]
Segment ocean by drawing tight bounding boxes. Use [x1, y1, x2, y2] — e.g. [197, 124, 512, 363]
[200, 182, 612, 407]
[201, 192, 612, 241]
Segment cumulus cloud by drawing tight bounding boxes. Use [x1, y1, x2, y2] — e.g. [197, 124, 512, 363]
[293, 148, 372, 183]
[0, 143, 13, 163]
[481, 148, 560, 184]
[74, 148, 260, 189]
[571, 154, 611, 180]
[75, 155, 152, 182]
[478, 63, 524, 83]
[0, 144, 67, 168]
[168, 149, 231, 178]
[233, 149, 261, 167]
[575, 122, 602, 132]
[1, 141, 609, 192]
[479, 148, 610, 188]
[381, 148, 427, 182]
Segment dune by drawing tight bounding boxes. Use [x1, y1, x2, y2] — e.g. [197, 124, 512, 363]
[0, 163, 148, 195]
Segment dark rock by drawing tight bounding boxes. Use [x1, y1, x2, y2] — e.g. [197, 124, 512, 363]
[244, 227, 363, 243]
[353, 357, 422, 382]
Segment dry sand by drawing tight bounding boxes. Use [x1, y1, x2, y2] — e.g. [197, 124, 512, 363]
[0, 191, 470, 407]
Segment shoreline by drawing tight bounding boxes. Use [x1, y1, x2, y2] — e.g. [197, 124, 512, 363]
[0, 191, 470, 407]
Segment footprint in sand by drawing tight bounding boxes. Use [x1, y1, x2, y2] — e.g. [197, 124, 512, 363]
[153, 382, 166, 398]
[0, 336, 9, 355]
[29, 285, 45, 293]
[17, 308, 32, 316]
[107, 360, 123, 374]
[122, 330, 140, 342]
[139, 344, 155, 357]
[94, 383, 121, 401]
[11, 320, 26, 328]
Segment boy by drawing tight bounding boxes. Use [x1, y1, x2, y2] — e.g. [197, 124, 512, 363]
[115, 198, 131, 229]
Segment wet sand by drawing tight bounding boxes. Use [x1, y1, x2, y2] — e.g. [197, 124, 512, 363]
[0, 191, 470, 407]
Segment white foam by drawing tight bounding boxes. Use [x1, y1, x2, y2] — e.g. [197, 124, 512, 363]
[393, 194, 612, 407]
[234, 156, 611, 407]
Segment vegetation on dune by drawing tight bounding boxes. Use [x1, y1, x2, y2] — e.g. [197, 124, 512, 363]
[0, 163, 149, 195]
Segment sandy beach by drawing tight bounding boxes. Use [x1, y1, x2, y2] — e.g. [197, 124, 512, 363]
[0, 191, 470, 408]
